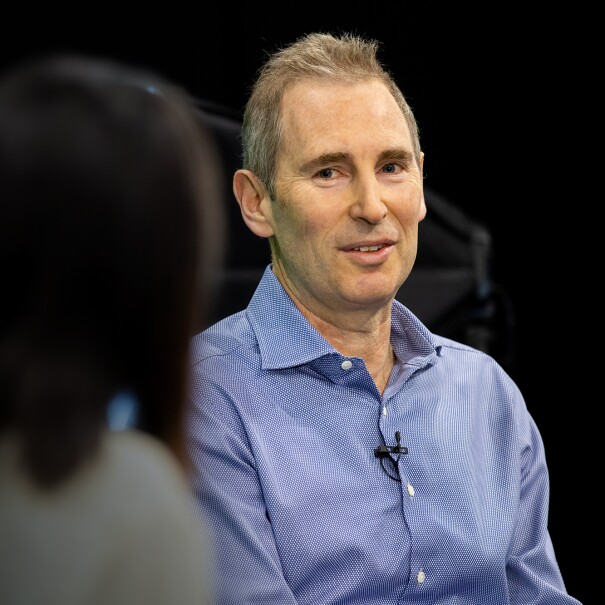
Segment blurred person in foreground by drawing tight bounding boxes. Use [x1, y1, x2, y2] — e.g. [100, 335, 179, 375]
[0, 54, 224, 604]
[185, 32, 582, 604]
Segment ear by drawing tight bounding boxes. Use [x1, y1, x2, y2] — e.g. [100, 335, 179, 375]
[418, 152, 427, 222]
[233, 169, 275, 238]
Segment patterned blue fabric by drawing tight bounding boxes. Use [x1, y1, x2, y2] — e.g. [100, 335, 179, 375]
[186, 265, 581, 604]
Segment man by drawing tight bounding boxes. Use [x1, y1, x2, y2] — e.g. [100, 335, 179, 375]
[186, 32, 581, 604]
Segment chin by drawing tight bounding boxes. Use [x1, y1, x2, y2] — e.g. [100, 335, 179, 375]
[353, 272, 401, 297]
[345, 283, 398, 308]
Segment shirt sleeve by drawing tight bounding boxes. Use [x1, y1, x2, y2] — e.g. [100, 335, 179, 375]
[505, 386, 581, 604]
[185, 370, 300, 605]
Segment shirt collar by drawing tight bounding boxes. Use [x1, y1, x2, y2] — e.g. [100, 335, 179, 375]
[247, 265, 439, 370]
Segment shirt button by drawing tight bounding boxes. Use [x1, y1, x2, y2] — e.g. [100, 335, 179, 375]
[417, 570, 426, 584]
[340, 360, 353, 370]
[407, 483, 415, 497]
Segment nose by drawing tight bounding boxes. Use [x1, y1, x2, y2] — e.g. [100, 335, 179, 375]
[349, 172, 387, 224]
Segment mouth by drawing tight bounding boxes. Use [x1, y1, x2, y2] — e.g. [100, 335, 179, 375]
[352, 244, 385, 252]
[341, 241, 394, 265]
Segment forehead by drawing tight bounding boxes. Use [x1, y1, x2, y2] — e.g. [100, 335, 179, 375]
[280, 78, 413, 156]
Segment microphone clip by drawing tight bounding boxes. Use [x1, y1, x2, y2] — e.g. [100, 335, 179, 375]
[374, 431, 408, 459]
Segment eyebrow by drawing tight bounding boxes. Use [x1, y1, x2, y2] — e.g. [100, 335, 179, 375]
[299, 151, 352, 173]
[378, 148, 414, 163]
[300, 147, 414, 173]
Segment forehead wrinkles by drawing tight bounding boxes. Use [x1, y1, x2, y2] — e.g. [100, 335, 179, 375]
[279, 80, 412, 166]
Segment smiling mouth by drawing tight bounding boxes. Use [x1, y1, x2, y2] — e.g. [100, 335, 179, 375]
[353, 245, 384, 252]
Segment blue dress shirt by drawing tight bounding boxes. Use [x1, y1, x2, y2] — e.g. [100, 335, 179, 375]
[186, 266, 581, 604]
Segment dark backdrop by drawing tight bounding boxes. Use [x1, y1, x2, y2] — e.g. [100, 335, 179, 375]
[2, 6, 593, 602]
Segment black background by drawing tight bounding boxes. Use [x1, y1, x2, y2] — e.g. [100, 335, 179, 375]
[2, 6, 594, 602]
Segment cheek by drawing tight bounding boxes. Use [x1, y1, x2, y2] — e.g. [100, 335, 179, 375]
[270, 209, 311, 250]
[274, 194, 330, 241]
[392, 188, 425, 224]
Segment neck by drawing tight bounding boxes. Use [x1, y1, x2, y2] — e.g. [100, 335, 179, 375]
[294, 300, 396, 395]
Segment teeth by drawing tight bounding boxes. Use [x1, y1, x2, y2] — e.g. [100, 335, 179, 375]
[354, 245, 382, 252]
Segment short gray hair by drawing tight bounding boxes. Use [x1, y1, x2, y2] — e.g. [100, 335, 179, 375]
[241, 32, 421, 199]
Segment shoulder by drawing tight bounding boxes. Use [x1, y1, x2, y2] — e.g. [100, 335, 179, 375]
[101, 431, 193, 509]
[190, 310, 256, 363]
[189, 311, 263, 394]
[0, 430, 214, 605]
[98, 432, 214, 602]
[430, 334, 529, 429]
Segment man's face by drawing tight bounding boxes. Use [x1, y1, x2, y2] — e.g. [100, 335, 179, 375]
[266, 78, 425, 321]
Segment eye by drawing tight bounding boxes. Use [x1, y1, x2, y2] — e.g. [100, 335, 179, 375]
[317, 167, 336, 179]
[381, 163, 401, 174]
